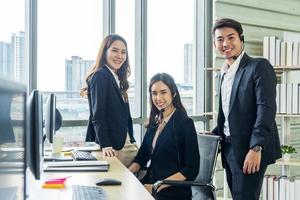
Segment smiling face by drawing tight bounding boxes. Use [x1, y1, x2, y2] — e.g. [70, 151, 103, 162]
[106, 40, 127, 72]
[213, 27, 243, 65]
[150, 81, 173, 112]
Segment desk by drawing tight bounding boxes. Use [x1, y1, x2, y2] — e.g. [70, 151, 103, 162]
[28, 154, 154, 200]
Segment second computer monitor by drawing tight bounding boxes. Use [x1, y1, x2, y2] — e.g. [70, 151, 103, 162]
[44, 93, 56, 144]
[26, 90, 44, 180]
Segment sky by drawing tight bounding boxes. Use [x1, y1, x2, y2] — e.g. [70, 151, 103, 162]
[1, 0, 193, 91]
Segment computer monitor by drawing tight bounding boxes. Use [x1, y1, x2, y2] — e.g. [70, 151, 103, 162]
[44, 93, 56, 143]
[0, 78, 27, 200]
[26, 90, 43, 180]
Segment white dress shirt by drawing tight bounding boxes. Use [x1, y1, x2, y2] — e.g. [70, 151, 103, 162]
[221, 52, 244, 136]
[105, 64, 120, 88]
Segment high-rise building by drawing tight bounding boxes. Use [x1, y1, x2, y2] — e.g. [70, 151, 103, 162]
[11, 31, 25, 83]
[0, 42, 12, 79]
[65, 56, 94, 91]
[184, 43, 193, 84]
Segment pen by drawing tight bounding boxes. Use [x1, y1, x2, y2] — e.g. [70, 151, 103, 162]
[47, 176, 72, 181]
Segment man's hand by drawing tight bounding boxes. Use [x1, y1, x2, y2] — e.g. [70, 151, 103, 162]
[243, 149, 261, 174]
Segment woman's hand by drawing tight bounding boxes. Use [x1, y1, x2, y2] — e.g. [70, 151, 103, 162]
[102, 147, 117, 157]
[129, 162, 141, 173]
[144, 184, 153, 194]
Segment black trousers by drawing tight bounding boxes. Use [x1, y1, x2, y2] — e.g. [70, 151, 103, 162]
[223, 143, 267, 200]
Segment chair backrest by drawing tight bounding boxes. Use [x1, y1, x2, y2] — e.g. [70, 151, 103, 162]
[192, 133, 221, 200]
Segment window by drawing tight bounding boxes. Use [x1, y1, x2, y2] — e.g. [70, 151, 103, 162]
[115, 0, 139, 118]
[0, 0, 25, 84]
[147, 0, 195, 115]
[37, 0, 102, 140]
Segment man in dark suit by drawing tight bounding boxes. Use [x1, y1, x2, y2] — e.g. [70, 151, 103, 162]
[211, 18, 282, 200]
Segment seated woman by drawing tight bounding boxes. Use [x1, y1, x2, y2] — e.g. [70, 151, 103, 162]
[129, 73, 200, 200]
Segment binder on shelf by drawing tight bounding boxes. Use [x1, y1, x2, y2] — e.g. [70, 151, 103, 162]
[274, 176, 280, 200]
[286, 42, 293, 66]
[298, 84, 300, 114]
[275, 39, 281, 66]
[267, 175, 276, 200]
[292, 83, 298, 114]
[293, 42, 299, 66]
[281, 42, 287, 66]
[294, 178, 300, 199]
[286, 84, 292, 114]
[298, 43, 300, 66]
[287, 177, 295, 200]
[279, 176, 288, 200]
[276, 84, 280, 113]
[263, 36, 270, 60]
[269, 36, 277, 65]
[262, 175, 269, 200]
[280, 84, 287, 114]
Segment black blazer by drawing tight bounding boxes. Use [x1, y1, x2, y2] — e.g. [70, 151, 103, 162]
[213, 53, 282, 168]
[134, 110, 199, 184]
[85, 65, 135, 150]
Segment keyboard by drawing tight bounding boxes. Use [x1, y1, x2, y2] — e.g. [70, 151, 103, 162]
[71, 150, 97, 161]
[72, 185, 107, 200]
[0, 151, 24, 162]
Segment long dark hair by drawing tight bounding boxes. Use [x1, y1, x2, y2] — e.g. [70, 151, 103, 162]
[146, 73, 187, 128]
[80, 34, 131, 101]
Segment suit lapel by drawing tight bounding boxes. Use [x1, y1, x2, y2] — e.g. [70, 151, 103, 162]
[151, 110, 180, 157]
[228, 54, 249, 114]
[103, 66, 126, 108]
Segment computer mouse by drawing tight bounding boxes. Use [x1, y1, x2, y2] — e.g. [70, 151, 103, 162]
[95, 178, 122, 186]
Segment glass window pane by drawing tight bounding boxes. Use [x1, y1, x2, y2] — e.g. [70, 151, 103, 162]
[37, 0, 102, 122]
[148, 0, 194, 115]
[0, 0, 25, 84]
[115, 0, 140, 117]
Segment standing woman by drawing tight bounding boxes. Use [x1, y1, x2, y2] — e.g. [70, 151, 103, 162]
[80, 34, 137, 167]
[129, 73, 200, 200]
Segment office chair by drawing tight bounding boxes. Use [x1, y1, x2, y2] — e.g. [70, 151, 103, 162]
[152, 133, 221, 200]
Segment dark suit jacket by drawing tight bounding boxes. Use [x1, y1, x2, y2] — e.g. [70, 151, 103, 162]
[213, 53, 282, 168]
[134, 110, 199, 198]
[85, 65, 135, 150]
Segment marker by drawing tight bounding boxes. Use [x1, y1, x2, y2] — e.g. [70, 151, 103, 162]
[45, 180, 65, 184]
[42, 184, 65, 189]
